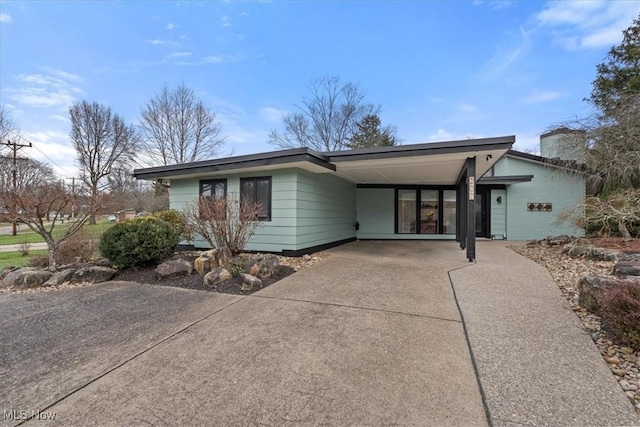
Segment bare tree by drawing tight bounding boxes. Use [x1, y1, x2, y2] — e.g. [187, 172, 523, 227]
[182, 193, 264, 255]
[0, 156, 56, 192]
[558, 189, 640, 240]
[70, 101, 138, 223]
[268, 76, 382, 151]
[139, 83, 225, 166]
[0, 105, 16, 144]
[0, 182, 104, 270]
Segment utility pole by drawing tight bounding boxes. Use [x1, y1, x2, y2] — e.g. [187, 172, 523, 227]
[4, 140, 32, 236]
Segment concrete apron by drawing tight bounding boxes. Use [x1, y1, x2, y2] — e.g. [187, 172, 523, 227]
[26, 241, 488, 426]
[450, 241, 640, 427]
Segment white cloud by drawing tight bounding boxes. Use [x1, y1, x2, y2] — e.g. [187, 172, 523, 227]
[167, 22, 177, 30]
[23, 130, 79, 177]
[146, 39, 179, 47]
[428, 128, 453, 141]
[258, 107, 287, 123]
[7, 70, 83, 109]
[0, 12, 12, 23]
[222, 16, 231, 28]
[536, 1, 639, 49]
[474, 0, 513, 10]
[523, 90, 566, 104]
[480, 27, 532, 79]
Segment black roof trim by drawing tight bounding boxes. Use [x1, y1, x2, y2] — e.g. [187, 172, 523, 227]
[506, 150, 589, 172]
[133, 148, 335, 180]
[478, 175, 534, 184]
[327, 136, 515, 162]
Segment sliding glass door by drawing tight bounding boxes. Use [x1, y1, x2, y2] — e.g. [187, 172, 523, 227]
[396, 188, 457, 235]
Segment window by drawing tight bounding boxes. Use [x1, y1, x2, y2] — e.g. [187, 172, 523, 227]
[200, 179, 227, 200]
[442, 190, 456, 234]
[397, 189, 416, 233]
[240, 177, 272, 221]
[420, 190, 438, 234]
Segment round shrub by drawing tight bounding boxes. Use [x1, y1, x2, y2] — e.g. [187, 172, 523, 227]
[99, 217, 179, 269]
[153, 209, 192, 240]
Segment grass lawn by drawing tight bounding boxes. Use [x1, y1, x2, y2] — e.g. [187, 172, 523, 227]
[0, 221, 114, 246]
[0, 250, 48, 269]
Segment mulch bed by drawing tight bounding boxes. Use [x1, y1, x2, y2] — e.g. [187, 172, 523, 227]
[114, 264, 296, 295]
[587, 237, 640, 253]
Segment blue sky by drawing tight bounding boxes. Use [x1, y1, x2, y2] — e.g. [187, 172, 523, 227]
[1, 0, 638, 178]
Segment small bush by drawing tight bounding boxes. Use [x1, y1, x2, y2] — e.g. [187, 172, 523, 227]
[599, 282, 640, 349]
[153, 210, 192, 241]
[58, 229, 99, 264]
[99, 217, 179, 269]
[27, 255, 49, 268]
[226, 259, 245, 277]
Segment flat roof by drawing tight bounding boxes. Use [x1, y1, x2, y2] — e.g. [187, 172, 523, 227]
[133, 136, 516, 184]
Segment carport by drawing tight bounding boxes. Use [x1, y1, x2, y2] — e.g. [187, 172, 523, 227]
[327, 136, 515, 261]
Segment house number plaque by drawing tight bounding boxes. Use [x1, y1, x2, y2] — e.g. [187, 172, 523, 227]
[468, 176, 475, 201]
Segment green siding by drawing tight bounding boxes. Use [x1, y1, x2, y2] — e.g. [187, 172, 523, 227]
[355, 188, 455, 240]
[168, 169, 300, 252]
[495, 156, 585, 240]
[294, 171, 356, 250]
[490, 189, 507, 239]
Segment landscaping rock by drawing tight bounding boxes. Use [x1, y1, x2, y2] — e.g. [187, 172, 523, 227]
[241, 273, 262, 291]
[43, 268, 77, 287]
[546, 234, 572, 246]
[204, 267, 232, 288]
[2, 268, 53, 289]
[155, 259, 192, 280]
[614, 261, 640, 277]
[562, 243, 594, 258]
[579, 276, 640, 312]
[258, 254, 280, 278]
[72, 266, 117, 283]
[0, 266, 19, 281]
[193, 255, 212, 275]
[586, 248, 625, 262]
[244, 260, 260, 276]
[211, 246, 233, 269]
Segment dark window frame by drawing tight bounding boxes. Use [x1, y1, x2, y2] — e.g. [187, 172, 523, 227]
[394, 186, 458, 235]
[199, 179, 227, 200]
[240, 176, 272, 221]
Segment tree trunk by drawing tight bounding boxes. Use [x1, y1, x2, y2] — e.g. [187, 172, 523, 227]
[619, 220, 633, 241]
[47, 244, 59, 272]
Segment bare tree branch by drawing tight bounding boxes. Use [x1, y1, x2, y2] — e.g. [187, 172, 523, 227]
[269, 76, 382, 151]
[69, 100, 139, 223]
[139, 82, 225, 166]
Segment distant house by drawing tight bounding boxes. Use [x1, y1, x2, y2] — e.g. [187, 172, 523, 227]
[134, 134, 588, 261]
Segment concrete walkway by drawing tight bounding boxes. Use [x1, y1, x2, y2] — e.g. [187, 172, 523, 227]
[1, 240, 638, 426]
[451, 241, 639, 426]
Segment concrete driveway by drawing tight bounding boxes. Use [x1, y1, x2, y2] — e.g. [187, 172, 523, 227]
[1, 240, 638, 426]
[1, 241, 488, 426]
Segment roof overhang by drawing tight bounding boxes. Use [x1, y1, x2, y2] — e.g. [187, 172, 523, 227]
[326, 136, 514, 185]
[133, 136, 515, 185]
[478, 175, 534, 185]
[133, 148, 334, 181]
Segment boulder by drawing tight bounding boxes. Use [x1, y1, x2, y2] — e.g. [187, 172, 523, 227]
[579, 276, 640, 312]
[72, 266, 117, 283]
[586, 248, 625, 262]
[258, 254, 280, 279]
[562, 243, 594, 258]
[0, 266, 19, 281]
[43, 268, 77, 287]
[204, 267, 232, 288]
[614, 261, 640, 277]
[193, 255, 212, 275]
[155, 259, 192, 280]
[546, 235, 571, 246]
[244, 260, 260, 276]
[211, 246, 233, 269]
[2, 268, 53, 289]
[241, 273, 262, 291]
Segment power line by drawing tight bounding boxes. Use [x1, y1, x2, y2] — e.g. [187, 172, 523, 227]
[4, 139, 32, 236]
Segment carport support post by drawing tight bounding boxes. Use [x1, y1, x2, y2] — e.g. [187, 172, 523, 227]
[466, 157, 476, 262]
[458, 175, 466, 250]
